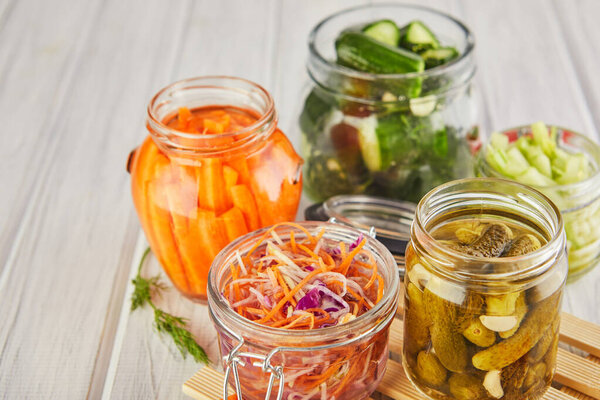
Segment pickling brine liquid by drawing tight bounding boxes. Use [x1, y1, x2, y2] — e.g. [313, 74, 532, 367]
[404, 218, 563, 400]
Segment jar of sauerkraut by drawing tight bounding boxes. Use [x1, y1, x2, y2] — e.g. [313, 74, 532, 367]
[207, 222, 400, 400]
[403, 178, 567, 400]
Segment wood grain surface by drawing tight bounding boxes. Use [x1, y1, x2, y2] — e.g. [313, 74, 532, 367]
[0, 1, 599, 398]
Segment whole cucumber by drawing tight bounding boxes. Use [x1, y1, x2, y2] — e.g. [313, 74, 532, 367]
[336, 31, 425, 74]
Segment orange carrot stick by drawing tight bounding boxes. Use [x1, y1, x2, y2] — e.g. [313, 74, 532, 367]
[230, 184, 260, 231]
[146, 155, 190, 293]
[198, 157, 229, 213]
[220, 207, 248, 242]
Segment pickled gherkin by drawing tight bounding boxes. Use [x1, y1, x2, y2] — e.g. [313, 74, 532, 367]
[463, 223, 512, 257]
[448, 374, 485, 400]
[528, 315, 560, 363]
[504, 234, 542, 257]
[472, 292, 560, 371]
[416, 351, 447, 386]
[403, 217, 565, 400]
[424, 288, 470, 372]
[462, 318, 496, 347]
[404, 282, 431, 352]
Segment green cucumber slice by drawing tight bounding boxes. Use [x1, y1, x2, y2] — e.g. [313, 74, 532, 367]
[356, 116, 382, 171]
[409, 95, 437, 116]
[400, 20, 440, 53]
[421, 47, 459, 69]
[362, 19, 401, 46]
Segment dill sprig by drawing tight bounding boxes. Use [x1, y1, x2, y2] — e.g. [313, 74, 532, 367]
[131, 247, 209, 365]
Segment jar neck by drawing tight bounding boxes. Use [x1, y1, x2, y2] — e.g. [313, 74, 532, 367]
[146, 76, 277, 157]
[411, 178, 566, 288]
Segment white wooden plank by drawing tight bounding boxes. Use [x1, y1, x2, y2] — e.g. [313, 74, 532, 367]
[104, 2, 285, 398]
[0, 0, 190, 397]
[0, 0, 102, 275]
[553, 0, 600, 136]
[1, 2, 599, 399]
[458, 0, 597, 135]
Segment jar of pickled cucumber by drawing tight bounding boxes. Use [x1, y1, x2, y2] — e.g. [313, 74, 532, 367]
[297, 4, 478, 203]
[403, 178, 567, 400]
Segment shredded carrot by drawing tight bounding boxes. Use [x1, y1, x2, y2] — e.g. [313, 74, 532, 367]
[229, 262, 241, 301]
[363, 251, 378, 290]
[220, 223, 383, 331]
[275, 267, 296, 306]
[290, 230, 297, 253]
[338, 239, 366, 275]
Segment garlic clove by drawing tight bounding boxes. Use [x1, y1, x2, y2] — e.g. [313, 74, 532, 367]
[483, 370, 504, 399]
[479, 315, 518, 332]
[408, 263, 432, 290]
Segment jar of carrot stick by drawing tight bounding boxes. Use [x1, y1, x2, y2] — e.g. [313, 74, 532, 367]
[128, 76, 303, 301]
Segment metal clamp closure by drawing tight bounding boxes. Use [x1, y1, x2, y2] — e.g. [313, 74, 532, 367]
[223, 338, 285, 400]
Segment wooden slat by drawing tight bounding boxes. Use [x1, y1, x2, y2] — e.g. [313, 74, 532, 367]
[183, 367, 231, 400]
[377, 359, 428, 400]
[546, 388, 580, 400]
[182, 359, 578, 400]
[561, 356, 600, 400]
[555, 349, 600, 399]
[560, 313, 600, 359]
[184, 311, 600, 400]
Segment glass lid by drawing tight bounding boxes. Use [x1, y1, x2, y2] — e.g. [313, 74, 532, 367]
[305, 194, 416, 268]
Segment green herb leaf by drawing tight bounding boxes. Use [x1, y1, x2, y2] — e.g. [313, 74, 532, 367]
[130, 247, 209, 365]
[154, 309, 210, 364]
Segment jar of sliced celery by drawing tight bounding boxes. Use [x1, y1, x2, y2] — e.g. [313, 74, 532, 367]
[404, 178, 567, 400]
[298, 4, 478, 203]
[478, 122, 600, 281]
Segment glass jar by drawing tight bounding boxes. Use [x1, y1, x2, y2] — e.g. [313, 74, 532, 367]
[128, 76, 303, 301]
[477, 125, 600, 281]
[208, 222, 399, 400]
[403, 178, 567, 400]
[297, 4, 478, 203]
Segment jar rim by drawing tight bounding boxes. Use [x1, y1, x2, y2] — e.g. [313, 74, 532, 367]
[478, 124, 600, 195]
[307, 3, 476, 81]
[413, 177, 565, 282]
[207, 222, 399, 343]
[146, 76, 277, 152]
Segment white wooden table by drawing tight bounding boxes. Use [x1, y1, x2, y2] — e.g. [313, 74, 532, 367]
[1, 0, 599, 398]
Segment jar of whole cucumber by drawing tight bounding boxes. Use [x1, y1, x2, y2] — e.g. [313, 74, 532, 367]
[298, 4, 478, 203]
[404, 178, 567, 400]
[478, 122, 600, 281]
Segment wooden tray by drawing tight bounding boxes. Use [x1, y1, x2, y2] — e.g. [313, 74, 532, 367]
[182, 309, 600, 400]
